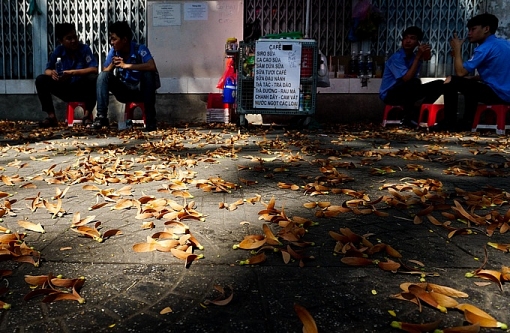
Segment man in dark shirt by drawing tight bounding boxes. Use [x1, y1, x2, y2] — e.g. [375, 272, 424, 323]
[379, 26, 444, 125]
[35, 23, 98, 127]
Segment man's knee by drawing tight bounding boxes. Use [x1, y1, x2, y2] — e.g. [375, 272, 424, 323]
[35, 74, 51, 88]
[140, 72, 156, 91]
[97, 71, 109, 82]
[83, 73, 98, 83]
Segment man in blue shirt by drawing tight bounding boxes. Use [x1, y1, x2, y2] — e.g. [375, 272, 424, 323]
[443, 13, 510, 131]
[93, 21, 159, 132]
[380, 26, 444, 126]
[35, 23, 98, 128]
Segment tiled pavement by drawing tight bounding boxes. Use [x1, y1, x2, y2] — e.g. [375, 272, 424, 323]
[0, 121, 509, 333]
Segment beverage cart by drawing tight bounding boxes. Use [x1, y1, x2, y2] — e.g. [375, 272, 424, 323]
[236, 38, 318, 126]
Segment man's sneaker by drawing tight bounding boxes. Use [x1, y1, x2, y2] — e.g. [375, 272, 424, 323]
[92, 117, 109, 129]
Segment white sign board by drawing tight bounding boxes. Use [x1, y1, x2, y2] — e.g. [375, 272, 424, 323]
[153, 4, 181, 26]
[253, 40, 302, 109]
[184, 2, 208, 21]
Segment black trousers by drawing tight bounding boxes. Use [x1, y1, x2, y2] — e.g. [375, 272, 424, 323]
[443, 76, 507, 127]
[383, 78, 444, 122]
[35, 73, 98, 115]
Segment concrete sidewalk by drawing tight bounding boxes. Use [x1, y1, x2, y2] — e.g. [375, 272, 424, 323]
[0, 121, 509, 333]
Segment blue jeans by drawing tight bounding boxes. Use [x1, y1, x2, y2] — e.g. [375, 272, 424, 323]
[96, 71, 157, 126]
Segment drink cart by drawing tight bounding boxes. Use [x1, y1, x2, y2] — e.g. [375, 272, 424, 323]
[236, 39, 318, 126]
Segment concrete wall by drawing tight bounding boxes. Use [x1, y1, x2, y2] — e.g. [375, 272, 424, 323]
[0, 92, 385, 126]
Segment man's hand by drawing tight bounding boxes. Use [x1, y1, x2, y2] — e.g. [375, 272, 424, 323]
[449, 32, 465, 57]
[450, 32, 469, 76]
[417, 43, 432, 61]
[113, 56, 125, 69]
[50, 70, 70, 81]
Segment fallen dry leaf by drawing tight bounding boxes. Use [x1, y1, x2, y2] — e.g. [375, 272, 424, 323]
[17, 221, 45, 233]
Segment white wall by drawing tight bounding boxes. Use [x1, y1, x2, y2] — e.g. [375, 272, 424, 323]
[147, 0, 243, 93]
[488, 0, 510, 39]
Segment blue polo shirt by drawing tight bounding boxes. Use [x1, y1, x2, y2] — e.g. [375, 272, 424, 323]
[379, 48, 423, 101]
[104, 42, 153, 85]
[463, 34, 510, 103]
[46, 43, 98, 83]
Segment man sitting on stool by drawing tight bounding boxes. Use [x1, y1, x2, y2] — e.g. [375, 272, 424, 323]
[443, 13, 510, 131]
[379, 26, 444, 126]
[35, 23, 98, 128]
[93, 21, 159, 131]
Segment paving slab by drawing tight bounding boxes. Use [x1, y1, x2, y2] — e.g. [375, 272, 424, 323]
[0, 121, 509, 333]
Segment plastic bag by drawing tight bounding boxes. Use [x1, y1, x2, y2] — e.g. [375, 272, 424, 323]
[353, 0, 371, 20]
[216, 57, 236, 89]
[317, 50, 330, 88]
[348, 0, 382, 41]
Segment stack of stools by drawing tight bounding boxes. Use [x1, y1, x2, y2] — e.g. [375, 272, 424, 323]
[124, 102, 146, 126]
[471, 104, 510, 135]
[67, 101, 87, 127]
[206, 93, 230, 123]
[417, 103, 445, 129]
[382, 105, 404, 127]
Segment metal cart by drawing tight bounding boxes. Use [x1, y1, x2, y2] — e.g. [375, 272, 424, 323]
[236, 39, 318, 126]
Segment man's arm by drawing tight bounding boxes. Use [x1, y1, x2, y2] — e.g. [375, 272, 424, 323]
[401, 44, 430, 82]
[450, 33, 469, 77]
[63, 67, 98, 76]
[119, 58, 157, 72]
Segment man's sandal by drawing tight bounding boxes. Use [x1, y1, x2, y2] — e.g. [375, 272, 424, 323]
[82, 116, 93, 127]
[39, 117, 59, 128]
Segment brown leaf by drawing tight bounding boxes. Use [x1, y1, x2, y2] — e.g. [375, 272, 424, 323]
[25, 275, 50, 287]
[378, 259, 401, 271]
[440, 323, 480, 333]
[88, 202, 108, 211]
[294, 303, 318, 333]
[240, 252, 266, 265]
[281, 250, 291, 264]
[160, 306, 173, 314]
[475, 269, 503, 291]
[42, 288, 85, 304]
[17, 221, 45, 233]
[103, 229, 123, 239]
[203, 285, 234, 306]
[82, 184, 100, 191]
[133, 242, 158, 252]
[408, 284, 447, 313]
[111, 199, 134, 210]
[458, 304, 506, 328]
[392, 320, 441, 333]
[262, 224, 281, 246]
[426, 283, 469, 298]
[71, 213, 96, 227]
[238, 235, 266, 250]
[141, 222, 155, 229]
[20, 183, 37, 189]
[341, 257, 373, 266]
[71, 226, 101, 241]
[429, 291, 459, 308]
[385, 245, 402, 258]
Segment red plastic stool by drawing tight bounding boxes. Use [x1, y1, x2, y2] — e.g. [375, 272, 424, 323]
[124, 102, 146, 126]
[417, 104, 444, 128]
[67, 102, 87, 127]
[471, 104, 510, 135]
[382, 105, 404, 127]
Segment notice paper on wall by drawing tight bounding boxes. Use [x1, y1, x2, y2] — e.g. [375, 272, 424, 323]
[253, 40, 302, 109]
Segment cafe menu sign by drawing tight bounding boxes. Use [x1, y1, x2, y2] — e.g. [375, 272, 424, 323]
[253, 40, 302, 109]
